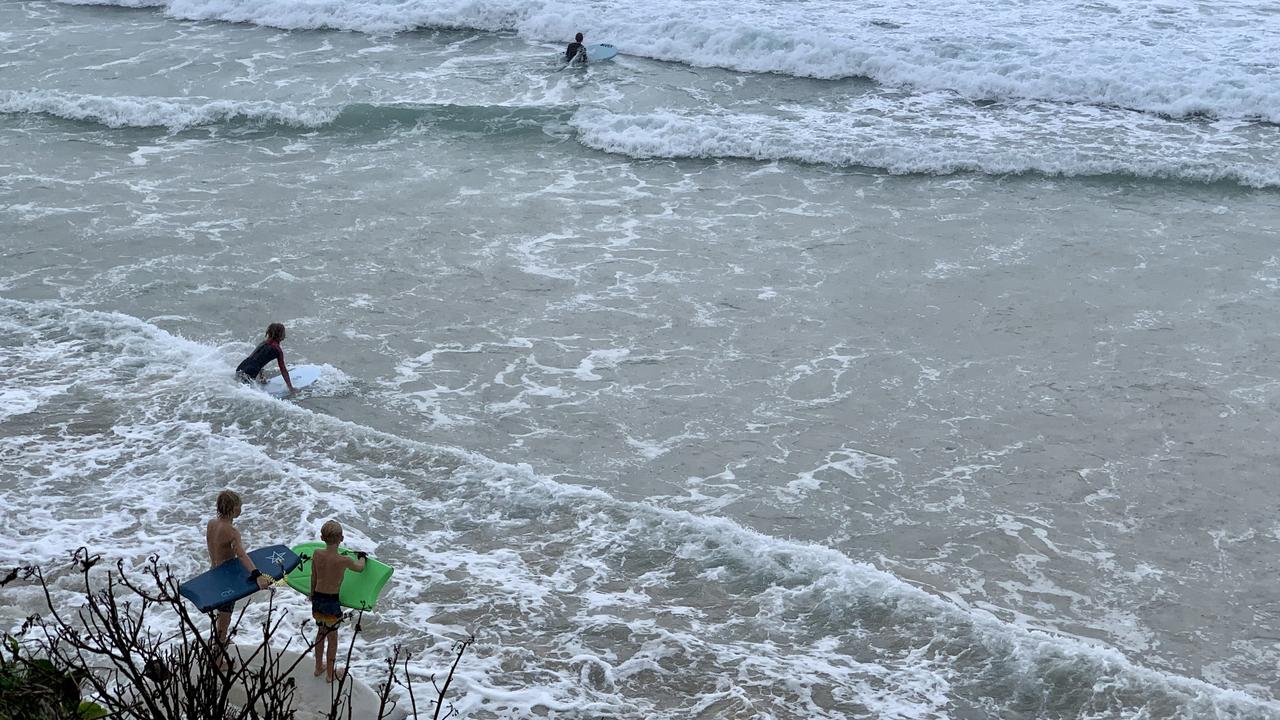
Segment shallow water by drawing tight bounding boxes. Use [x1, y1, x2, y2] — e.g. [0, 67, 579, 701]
[4, 0, 1280, 717]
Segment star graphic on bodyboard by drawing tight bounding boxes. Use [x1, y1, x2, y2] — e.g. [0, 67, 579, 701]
[269, 551, 286, 568]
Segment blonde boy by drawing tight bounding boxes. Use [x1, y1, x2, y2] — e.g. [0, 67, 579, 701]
[310, 520, 366, 682]
[206, 490, 272, 666]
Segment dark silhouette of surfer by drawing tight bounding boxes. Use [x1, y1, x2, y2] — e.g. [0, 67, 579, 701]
[565, 32, 587, 65]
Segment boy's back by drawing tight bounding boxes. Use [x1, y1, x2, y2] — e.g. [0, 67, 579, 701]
[309, 520, 366, 682]
[206, 517, 242, 568]
[311, 547, 361, 594]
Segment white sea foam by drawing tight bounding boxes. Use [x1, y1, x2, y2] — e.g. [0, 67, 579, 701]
[4, 298, 1279, 718]
[57, 0, 164, 6]
[54, 0, 1280, 121]
[570, 104, 1280, 188]
[0, 90, 573, 135]
[162, 0, 528, 34]
[0, 386, 68, 422]
[0, 90, 336, 131]
[572, 347, 629, 381]
[453, 453, 1280, 719]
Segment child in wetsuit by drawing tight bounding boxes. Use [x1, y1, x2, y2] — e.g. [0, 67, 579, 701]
[235, 322, 295, 394]
[309, 520, 367, 682]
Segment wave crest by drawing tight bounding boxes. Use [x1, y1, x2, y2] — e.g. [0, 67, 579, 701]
[0, 90, 336, 131]
[571, 106, 1280, 188]
[53, 0, 1280, 121]
[0, 91, 573, 133]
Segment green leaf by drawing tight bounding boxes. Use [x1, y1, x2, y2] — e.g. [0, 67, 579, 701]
[78, 700, 109, 719]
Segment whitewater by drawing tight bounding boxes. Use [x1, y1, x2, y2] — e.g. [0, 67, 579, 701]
[4, 0, 1280, 717]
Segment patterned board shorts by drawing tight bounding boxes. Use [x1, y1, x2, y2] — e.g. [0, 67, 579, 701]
[312, 591, 342, 629]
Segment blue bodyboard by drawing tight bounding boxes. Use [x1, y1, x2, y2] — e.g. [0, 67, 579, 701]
[179, 545, 301, 613]
[586, 44, 618, 62]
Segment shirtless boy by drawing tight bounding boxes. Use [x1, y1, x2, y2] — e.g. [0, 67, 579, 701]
[309, 520, 366, 682]
[206, 490, 273, 666]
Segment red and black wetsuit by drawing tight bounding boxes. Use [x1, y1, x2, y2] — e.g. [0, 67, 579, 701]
[236, 339, 286, 382]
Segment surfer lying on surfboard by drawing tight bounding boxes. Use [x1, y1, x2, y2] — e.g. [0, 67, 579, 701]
[206, 490, 274, 669]
[309, 520, 367, 683]
[236, 322, 295, 394]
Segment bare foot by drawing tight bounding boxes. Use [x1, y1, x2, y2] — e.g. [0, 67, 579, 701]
[314, 666, 325, 678]
[327, 667, 346, 684]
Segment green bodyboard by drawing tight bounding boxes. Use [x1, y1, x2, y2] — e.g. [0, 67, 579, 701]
[285, 542, 394, 611]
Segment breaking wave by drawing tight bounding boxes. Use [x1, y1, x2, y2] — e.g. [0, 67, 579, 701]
[571, 105, 1280, 188]
[0, 90, 572, 133]
[53, 0, 1280, 122]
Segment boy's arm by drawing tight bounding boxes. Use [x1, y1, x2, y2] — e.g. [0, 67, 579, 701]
[345, 551, 367, 573]
[231, 529, 255, 572]
[232, 529, 273, 589]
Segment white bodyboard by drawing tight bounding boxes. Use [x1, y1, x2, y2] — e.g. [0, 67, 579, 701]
[263, 364, 323, 397]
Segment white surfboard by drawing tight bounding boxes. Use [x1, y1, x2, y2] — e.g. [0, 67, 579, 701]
[586, 43, 618, 62]
[263, 364, 323, 397]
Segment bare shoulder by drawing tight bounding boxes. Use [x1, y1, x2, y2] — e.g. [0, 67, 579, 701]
[311, 547, 337, 569]
[208, 518, 242, 547]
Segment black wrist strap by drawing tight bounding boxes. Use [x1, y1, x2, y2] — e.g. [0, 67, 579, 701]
[249, 569, 263, 580]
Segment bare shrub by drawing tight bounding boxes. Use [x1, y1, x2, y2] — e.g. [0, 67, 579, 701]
[2, 549, 471, 720]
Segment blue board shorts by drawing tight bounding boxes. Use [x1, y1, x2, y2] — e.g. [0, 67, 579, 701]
[312, 592, 342, 629]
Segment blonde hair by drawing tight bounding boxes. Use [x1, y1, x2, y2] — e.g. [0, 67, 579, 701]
[216, 490, 242, 517]
[320, 520, 343, 543]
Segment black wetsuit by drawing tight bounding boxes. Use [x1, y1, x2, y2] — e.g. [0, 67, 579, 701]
[236, 339, 283, 381]
[565, 42, 587, 64]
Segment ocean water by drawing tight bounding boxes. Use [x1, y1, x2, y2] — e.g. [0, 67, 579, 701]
[3, 0, 1280, 717]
